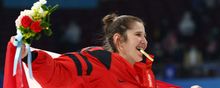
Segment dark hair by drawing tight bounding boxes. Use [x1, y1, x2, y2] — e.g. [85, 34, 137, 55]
[102, 13, 144, 52]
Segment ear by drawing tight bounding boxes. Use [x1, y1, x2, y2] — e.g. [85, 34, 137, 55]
[112, 33, 121, 49]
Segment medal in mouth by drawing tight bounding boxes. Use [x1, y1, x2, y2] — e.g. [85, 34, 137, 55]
[136, 47, 154, 62]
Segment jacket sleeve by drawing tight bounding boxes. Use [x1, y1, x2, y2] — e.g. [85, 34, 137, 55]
[5, 41, 89, 88]
[30, 50, 90, 88]
[30, 50, 73, 87]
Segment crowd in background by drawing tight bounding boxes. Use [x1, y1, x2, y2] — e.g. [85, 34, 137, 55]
[1, 0, 220, 87]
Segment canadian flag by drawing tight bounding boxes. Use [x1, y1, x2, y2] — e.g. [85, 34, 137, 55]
[4, 42, 29, 88]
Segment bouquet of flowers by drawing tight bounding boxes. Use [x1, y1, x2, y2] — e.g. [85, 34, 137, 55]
[15, 0, 58, 44]
[13, 0, 58, 79]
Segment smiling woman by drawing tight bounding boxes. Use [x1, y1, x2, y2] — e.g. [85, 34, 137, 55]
[102, 13, 147, 64]
[4, 13, 180, 88]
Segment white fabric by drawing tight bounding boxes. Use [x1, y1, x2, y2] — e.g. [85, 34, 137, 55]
[23, 62, 42, 88]
[31, 47, 61, 58]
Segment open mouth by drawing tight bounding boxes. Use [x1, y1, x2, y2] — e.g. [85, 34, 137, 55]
[136, 47, 144, 56]
[136, 47, 154, 62]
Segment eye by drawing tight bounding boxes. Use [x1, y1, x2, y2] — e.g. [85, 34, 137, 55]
[135, 33, 142, 37]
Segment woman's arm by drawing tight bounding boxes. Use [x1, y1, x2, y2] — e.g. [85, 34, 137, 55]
[28, 50, 75, 87]
[6, 36, 87, 88]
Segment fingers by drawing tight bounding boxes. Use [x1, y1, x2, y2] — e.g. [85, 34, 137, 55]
[10, 36, 28, 59]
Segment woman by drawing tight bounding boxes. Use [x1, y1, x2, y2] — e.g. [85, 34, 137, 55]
[4, 13, 180, 88]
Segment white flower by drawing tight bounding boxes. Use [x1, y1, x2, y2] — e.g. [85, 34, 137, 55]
[20, 10, 34, 16]
[39, 0, 47, 5]
[31, 0, 47, 11]
[38, 8, 44, 15]
[31, 0, 48, 18]
[15, 16, 21, 28]
[31, 2, 41, 11]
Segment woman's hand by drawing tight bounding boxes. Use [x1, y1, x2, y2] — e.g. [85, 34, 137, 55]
[10, 36, 28, 59]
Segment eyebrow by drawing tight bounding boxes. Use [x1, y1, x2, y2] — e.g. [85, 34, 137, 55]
[135, 31, 146, 36]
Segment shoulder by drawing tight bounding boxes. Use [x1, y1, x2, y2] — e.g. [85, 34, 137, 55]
[80, 46, 112, 70]
[58, 46, 113, 75]
[61, 52, 93, 76]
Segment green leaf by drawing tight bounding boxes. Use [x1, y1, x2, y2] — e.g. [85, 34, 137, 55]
[19, 26, 24, 31]
[48, 4, 59, 14]
[43, 28, 53, 36]
[48, 29, 53, 36]
[41, 5, 48, 11]
[42, 16, 48, 22]
[25, 37, 33, 44]
[48, 6, 52, 9]
[35, 34, 41, 40]
[41, 22, 50, 27]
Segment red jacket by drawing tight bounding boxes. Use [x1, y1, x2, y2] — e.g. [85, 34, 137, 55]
[4, 42, 181, 88]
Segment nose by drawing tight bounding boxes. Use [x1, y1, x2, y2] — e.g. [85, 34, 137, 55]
[140, 37, 148, 49]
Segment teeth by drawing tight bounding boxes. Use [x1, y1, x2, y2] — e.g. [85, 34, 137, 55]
[136, 48, 140, 50]
[136, 47, 142, 50]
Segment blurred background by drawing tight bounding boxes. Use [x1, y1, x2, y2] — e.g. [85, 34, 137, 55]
[1, 0, 220, 88]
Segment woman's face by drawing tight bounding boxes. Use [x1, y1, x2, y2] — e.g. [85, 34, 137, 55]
[117, 21, 148, 64]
